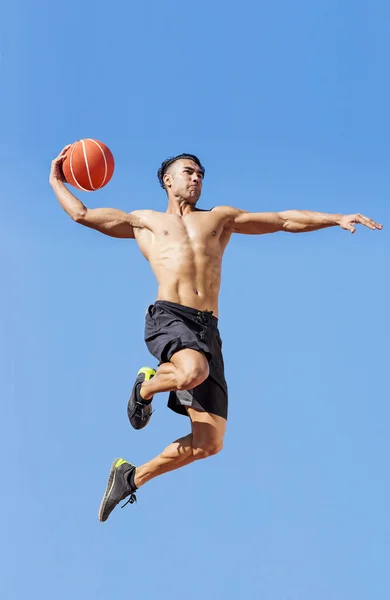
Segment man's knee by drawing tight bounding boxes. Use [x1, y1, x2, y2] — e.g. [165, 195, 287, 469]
[176, 362, 209, 390]
[192, 439, 224, 460]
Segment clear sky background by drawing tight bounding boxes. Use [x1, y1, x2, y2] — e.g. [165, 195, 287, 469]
[1, 1, 389, 599]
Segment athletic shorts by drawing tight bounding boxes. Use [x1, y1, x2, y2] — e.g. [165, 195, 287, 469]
[144, 300, 228, 420]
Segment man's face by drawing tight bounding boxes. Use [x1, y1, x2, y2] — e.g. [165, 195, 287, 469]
[164, 159, 204, 203]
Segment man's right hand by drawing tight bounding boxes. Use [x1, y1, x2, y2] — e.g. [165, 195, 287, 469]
[49, 145, 72, 185]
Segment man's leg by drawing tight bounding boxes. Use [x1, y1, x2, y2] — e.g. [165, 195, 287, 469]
[128, 348, 211, 430]
[98, 408, 226, 521]
[128, 349, 210, 430]
[134, 407, 227, 487]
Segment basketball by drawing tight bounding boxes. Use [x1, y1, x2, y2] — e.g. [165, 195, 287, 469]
[62, 139, 115, 191]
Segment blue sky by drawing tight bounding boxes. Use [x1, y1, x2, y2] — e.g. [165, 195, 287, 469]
[1, 1, 389, 599]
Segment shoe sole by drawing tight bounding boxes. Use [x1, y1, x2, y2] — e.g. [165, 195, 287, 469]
[129, 408, 152, 430]
[128, 373, 154, 430]
[98, 458, 121, 522]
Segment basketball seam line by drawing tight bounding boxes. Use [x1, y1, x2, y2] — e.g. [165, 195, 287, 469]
[81, 139, 96, 190]
[69, 144, 90, 193]
[88, 139, 108, 189]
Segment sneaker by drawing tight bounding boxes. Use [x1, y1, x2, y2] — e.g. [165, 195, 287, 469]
[98, 458, 137, 522]
[127, 367, 156, 430]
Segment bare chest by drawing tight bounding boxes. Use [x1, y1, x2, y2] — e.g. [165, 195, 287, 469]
[153, 213, 221, 246]
[135, 210, 232, 262]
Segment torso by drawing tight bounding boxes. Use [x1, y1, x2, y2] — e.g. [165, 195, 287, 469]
[132, 207, 235, 316]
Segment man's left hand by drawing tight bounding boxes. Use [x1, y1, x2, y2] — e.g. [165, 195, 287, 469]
[339, 214, 383, 234]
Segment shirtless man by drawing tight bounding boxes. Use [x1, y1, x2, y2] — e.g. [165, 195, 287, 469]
[50, 147, 382, 522]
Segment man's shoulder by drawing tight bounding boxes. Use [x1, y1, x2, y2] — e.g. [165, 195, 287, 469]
[129, 209, 167, 232]
[210, 205, 240, 219]
[130, 208, 160, 215]
[210, 205, 239, 212]
[130, 209, 166, 219]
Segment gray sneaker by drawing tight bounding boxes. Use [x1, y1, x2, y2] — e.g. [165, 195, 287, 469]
[98, 458, 137, 522]
[127, 367, 156, 430]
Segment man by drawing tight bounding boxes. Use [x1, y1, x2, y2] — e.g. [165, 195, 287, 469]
[50, 147, 382, 522]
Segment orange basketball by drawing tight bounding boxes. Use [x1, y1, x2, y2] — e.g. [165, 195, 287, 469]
[62, 139, 115, 191]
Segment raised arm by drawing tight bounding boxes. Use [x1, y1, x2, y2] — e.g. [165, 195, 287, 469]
[230, 208, 382, 235]
[49, 146, 143, 239]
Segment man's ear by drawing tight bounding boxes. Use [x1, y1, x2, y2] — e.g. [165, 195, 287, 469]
[163, 172, 172, 188]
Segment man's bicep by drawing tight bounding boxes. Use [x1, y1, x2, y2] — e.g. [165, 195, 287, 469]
[232, 210, 284, 235]
[77, 207, 143, 239]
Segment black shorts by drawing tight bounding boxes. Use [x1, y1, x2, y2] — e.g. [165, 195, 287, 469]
[144, 300, 228, 420]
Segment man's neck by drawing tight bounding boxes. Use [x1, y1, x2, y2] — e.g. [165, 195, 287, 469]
[166, 196, 196, 216]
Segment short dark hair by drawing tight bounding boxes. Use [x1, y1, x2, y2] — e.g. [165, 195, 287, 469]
[157, 153, 205, 189]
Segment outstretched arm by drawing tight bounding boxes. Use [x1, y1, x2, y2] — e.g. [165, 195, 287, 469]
[231, 208, 382, 235]
[49, 146, 143, 239]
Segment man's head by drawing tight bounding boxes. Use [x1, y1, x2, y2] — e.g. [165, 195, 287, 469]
[157, 154, 205, 204]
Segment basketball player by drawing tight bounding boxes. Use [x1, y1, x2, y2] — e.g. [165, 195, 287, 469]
[49, 147, 382, 521]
